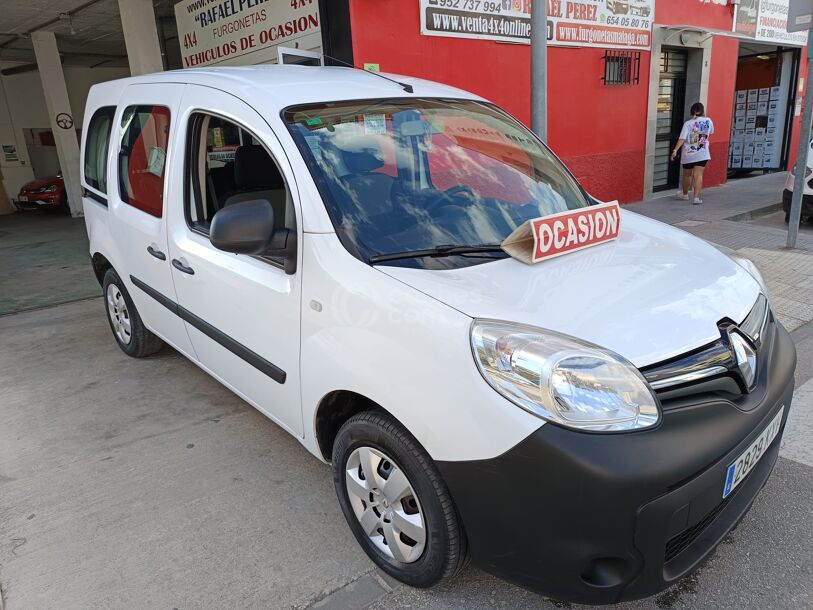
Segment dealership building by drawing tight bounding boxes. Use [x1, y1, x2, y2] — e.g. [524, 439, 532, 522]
[0, 0, 809, 213]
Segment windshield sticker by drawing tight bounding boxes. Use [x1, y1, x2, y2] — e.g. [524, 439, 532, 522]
[364, 114, 387, 135]
[304, 135, 323, 161]
[501, 201, 621, 264]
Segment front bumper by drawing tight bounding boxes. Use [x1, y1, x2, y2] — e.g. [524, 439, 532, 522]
[437, 320, 796, 604]
[15, 193, 61, 208]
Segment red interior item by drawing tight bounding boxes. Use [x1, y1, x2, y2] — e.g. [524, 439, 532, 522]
[126, 107, 170, 218]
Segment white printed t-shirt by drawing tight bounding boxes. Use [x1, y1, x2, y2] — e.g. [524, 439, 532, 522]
[679, 116, 714, 164]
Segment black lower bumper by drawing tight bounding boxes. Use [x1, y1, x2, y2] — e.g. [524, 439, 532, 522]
[437, 321, 796, 604]
[782, 188, 813, 215]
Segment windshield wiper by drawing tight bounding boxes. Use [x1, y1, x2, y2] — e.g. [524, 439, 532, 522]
[369, 244, 505, 264]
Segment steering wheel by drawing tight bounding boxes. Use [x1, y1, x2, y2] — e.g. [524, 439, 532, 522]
[443, 185, 476, 199]
[423, 185, 476, 213]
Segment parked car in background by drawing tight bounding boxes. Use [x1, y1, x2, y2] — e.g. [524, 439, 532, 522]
[81, 66, 795, 605]
[607, 0, 630, 15]
[629, 0, 651, 17]
[783, 137, 813, 223]
[15, 172, 67, 212]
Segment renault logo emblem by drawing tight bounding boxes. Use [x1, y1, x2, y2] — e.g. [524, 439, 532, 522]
[728, 329, 757, 391]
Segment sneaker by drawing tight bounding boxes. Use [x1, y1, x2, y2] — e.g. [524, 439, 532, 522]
[693, 198, 703, 205]
[676, 191, 689, 200]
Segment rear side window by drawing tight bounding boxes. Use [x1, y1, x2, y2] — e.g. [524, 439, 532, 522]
[118, 105, 171, 218]
[84, 106, 115, 193]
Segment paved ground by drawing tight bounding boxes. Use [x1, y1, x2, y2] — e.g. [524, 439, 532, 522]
[1, 172, 813, 609]
[0, 211, 99, 315]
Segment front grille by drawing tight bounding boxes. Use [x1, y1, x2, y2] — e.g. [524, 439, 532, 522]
[664, 493, 734, 563]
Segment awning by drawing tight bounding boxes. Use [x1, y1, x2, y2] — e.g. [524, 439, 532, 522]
[657, 24, 808, 48]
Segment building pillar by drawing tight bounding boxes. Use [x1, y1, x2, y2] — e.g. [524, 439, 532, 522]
[118, 0, 164, 75]
[0, 168, 14, 215]
[31, 31, 83, 217]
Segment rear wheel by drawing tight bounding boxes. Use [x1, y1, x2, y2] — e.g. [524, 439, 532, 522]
[785, 211, 791, 223]
[332, 411, 467, 588]
[60, 190, 70, 214]
[102, 268, 163, 358]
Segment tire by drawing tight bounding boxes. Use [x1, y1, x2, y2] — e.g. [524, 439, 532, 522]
[332, 411, 468, 589]
[102, 268, 163, 358]
[785, 212, 791, 223]
[60, 191, 70, 214]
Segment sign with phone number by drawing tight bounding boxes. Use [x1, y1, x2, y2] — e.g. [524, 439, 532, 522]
[419, 0, 654, 50]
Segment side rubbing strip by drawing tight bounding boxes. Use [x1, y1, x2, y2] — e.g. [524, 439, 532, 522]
[129, 275, 287, 384]
[130, 275, 178, 314]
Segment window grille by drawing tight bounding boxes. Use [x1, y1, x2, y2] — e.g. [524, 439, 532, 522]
[602, 50, 641, 86]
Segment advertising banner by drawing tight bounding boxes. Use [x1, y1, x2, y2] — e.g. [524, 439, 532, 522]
[174, 0, 321, 68]
[419, 0, 654, 50]
[734, 0, 808, 46]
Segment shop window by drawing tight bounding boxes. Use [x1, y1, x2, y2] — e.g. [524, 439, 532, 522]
[118, 105, 171, 218]
[603, 50, 641, 86]
[185, 113, 295, 251]
[84, 106, 115, 193]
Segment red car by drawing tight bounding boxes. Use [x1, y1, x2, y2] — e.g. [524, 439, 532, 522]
[16, 172, 68, 212]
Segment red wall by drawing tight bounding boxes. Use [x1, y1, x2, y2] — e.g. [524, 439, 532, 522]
[347, 0, 802, 201]
[546, 46, 648, 201]
[705, 36, 739, 188]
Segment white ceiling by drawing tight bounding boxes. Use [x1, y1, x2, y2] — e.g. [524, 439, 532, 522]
[0, 0, 180, 69]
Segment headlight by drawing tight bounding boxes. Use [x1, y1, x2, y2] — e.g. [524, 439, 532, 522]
[471, 320, 660, 432]
[729, 254, 768, 298]
[41, 185, 58, 193]
[790, 166, 812, 178]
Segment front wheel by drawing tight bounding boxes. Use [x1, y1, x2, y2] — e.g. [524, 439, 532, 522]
[332, 411, 468, 588]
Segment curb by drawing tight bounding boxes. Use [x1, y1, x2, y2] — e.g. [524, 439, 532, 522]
[724, 202, 783, 222]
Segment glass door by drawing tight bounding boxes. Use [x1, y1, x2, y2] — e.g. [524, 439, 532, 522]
[654, 50, 688, 191]
[277, 47, 322, 66]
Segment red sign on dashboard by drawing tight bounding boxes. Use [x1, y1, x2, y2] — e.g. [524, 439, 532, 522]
[501, 201, 621, 264]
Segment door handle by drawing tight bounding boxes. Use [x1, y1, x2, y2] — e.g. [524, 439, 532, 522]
[171, 258, 195, 275]
[147, 245, 166, 261]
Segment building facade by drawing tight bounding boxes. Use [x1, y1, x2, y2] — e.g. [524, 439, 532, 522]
[340, 0, 809, 203]
[111, 0, 813, 206]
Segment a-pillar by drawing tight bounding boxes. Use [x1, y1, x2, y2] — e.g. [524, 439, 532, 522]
[31, 31, 82, 218]
[118, 0, 164, 75]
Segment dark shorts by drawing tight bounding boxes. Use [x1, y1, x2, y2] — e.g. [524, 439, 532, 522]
[682, 160, 709, 169]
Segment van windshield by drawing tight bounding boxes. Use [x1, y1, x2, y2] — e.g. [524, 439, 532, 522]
[284, 98, 590, 269]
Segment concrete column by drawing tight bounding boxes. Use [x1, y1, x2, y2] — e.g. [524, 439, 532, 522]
[0, 168, 14, 215]
[31, 31, 83, 217]
[118, 0, 164, 75]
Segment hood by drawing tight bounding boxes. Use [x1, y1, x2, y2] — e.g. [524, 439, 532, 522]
[378, 211, 760, 367]
[21, 176, 62, 192]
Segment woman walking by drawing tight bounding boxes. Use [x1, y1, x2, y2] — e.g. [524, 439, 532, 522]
[671, 102, 714, 205]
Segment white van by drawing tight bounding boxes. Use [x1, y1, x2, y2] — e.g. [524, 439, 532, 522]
[782, 137, 813, 223]
[80, 66, 795, 604]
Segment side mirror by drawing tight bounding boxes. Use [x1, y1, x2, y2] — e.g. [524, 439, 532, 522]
[209, 199, 297, 274]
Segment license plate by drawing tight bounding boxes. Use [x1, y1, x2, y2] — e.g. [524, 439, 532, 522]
[723, 407, 784, 498]
[18, 195, 27, 201]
